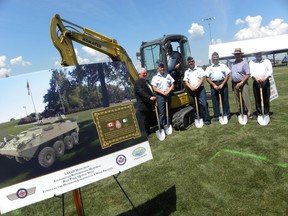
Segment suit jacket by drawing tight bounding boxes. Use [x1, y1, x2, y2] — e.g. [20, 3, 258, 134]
[134, 78, 155, 111]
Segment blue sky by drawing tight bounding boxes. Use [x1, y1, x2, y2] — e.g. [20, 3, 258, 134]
[0, 70, 51, 123]
[1, 0, 288, 78]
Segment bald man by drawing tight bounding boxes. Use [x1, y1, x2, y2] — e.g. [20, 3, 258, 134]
[134, 68, 157, 135]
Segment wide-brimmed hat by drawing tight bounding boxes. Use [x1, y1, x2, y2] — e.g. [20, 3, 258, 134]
[253, 48, 265, 54]
[232, 48, 244, 54]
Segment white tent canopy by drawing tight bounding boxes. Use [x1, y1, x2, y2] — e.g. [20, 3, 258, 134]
[208, 34, 288, 60]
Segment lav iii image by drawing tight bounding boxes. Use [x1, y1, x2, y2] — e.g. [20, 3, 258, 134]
[0, 115, 79, 168]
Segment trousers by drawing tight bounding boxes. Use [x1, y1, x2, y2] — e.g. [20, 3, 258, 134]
[253, 80, 270, 115]
[210, 82, 230, 118]
[156, 95, 171, 129]
[187, 86, 210, 122]
[232, 82, 253, 115]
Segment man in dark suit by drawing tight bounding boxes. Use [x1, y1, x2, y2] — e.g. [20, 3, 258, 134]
[134, 68, 157, 135]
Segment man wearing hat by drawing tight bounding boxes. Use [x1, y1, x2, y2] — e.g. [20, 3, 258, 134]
[151, 62, 175, 131]
[183, 56, 211, 125]
[231, 48, 253, 119]
[249, 49, 273, 117]
[205, 52, 231, 121]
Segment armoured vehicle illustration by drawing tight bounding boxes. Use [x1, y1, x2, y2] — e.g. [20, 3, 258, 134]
[0, 115, 79, 168]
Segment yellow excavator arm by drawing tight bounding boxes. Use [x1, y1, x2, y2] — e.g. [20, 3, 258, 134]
[50, 14, 138, 84]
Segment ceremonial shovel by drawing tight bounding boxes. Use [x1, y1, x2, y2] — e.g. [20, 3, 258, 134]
[194, 96, 203, 128]
[219, 91, 228, 125]
[257, 87, 270, 126]
[238, 90, 248, 125]
[164, 100, 172, 135]
[155, 102, 166, 141]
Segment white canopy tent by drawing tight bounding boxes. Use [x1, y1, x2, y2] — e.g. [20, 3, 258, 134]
[208, 34, 288, 62]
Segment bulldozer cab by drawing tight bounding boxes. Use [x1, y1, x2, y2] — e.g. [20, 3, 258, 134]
[138, 34, 191, 92]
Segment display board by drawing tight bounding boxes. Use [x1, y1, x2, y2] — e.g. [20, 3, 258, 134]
[0, 62, 153, 214]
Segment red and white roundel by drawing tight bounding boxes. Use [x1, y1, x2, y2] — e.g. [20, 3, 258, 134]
[116, 154, 126, 165]
[17, 188, 28, 199]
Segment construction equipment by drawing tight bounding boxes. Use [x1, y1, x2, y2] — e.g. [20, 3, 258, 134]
[50, 14, 194, 130]
[0, 115, 79, 168]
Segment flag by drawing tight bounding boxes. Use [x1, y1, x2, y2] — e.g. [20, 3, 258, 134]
[26, 80, 30, 95]
[106, 122, 114, 128]
[55, 82, 60, 92]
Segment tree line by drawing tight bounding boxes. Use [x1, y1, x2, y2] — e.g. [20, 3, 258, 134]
[41, 62, 134, 118]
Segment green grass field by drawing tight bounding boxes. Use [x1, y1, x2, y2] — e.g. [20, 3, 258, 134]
[2, 66, 288, 216]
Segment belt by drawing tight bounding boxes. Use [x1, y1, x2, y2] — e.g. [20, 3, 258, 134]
[212, 79, 224, 82]
[232, 81, 241, 84]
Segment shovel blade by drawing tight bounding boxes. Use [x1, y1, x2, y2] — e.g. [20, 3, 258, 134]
[156, 129, 166, 141]
[164, 125, 172, 135]
[219, 116, 228, 125]
[195, 118, 204, 128]
[238, 114, 248, 125]
[257, 115, 270, 126]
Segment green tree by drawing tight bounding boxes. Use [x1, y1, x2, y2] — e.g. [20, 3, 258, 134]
[43, 69, 71, 114]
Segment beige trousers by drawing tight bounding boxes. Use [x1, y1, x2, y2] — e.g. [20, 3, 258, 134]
[232, 82, 253, 115]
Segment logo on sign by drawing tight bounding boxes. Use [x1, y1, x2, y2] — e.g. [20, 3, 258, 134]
[116, 154, 126, 165]
[16, 188, 28, 199]
[107, 122, 114, 128]
[132, 147, 146, 157]
[115, 120, 122, 129]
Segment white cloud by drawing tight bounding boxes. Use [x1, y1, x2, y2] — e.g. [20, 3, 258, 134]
[0, 56, 11, 78]
[81, 46, 109, 63]
[52, 47, 104, 66]
[0, 56, 7, 67]
[211, 38, 222, 44]
[10, 56, 32, 66]
[52, 46, 123, 67]
[75, 48, 91, 64]
[261, 18, 288, 36]
[234, 16, 288, 40]
[235, 18, 244, 25]
[188, 23, 205, 40]
[54, 60, 61, 67]
[0, 67, 11, 78]
[247, 15, 262, 29]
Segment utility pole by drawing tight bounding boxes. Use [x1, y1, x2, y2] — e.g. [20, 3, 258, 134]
[203, 17, 215, 45]
[55, 81, 66, 114]
[27, 80, 39, 121]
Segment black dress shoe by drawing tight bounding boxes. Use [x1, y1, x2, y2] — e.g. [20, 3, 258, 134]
[205, 121, 211, 125]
